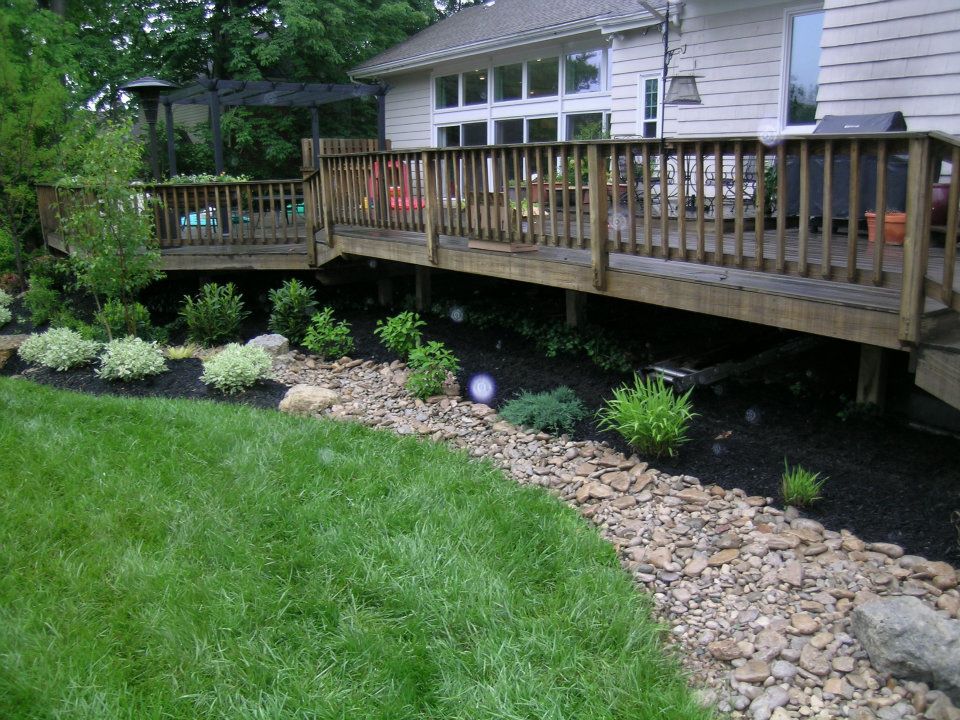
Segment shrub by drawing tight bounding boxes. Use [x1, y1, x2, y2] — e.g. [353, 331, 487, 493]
[24, 276, 61, 326]
[375, 311, 426, 358]
[268, 279, 318, 344]
[17, 328, 100, 371]
[303, 307, 354, 359]
[180, 282, 249, 346]
[0, 306, 10, 328]
[201, 343, 272, 394]
[164, 344, 198, 360]
[406, 340, 460, 399]
[500, 386, 586, 434]
[597, 374, 696, 458]
[95, 298, 152, 341]
[0, 288, 12, 308]
[781, 461, 826, 507]
[0, 228, 15, 274]
[96, 337, 167, 381]
[49, 309, 99, 341]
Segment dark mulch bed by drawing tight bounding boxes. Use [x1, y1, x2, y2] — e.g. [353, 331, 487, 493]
[3, 270, 959, 564]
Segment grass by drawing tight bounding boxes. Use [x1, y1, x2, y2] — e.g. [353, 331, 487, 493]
[781, 460, 827, 507]
[0, 378, 711, 720]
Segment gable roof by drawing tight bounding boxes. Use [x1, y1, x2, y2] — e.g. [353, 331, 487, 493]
[351, 0, 668, 78]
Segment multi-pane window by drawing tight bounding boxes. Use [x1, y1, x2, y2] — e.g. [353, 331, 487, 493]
[526, 117, 558, 143]
[566, 112, 605, 140]
[437, 125, 460, 147]
[527, 57, 559, 98]
[463, 69, 488, 106]
[435, 74, 459, 109]
[641, 77, 659, 138]
[564, 50, 602, 94]
[494, 63, 522, 102]
[462, 122, 488, 146]
[495, 118, 524, 144]
[785, 10, 824, 126]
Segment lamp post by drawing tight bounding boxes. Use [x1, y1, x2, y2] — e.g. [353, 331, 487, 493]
[120, 77, 177, 180]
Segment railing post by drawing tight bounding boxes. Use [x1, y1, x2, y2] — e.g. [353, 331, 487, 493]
[318, 157, 335, 249]
[899, 136, 932, 345]
[587, 143, 609, 291]
[422, 150, 439, 264]
[301, 169, 317, 266]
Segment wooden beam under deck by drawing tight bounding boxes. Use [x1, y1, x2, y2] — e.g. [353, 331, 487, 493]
[328, 227, 908, 350]
[161, 243, 310, 271]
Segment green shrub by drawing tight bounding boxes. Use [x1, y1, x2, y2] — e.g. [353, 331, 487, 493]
[500, 386, 586, 434]
[200, 343, 272, 394]
[17, 328, 100, 371]
[0, 228, 15, 274]
[179, 282, 249, 346]
[303, 307, 354, 359]
[0, 288, 12, 308]
[406, 340, 460, 399]
[24, 276, 61, 326]
[781, 461, 826, 507]
[374, 311, 426, 358]
[48, 309, 99, 341]
[268, 279, 318, 344]
[95, 299, 152, 341]
[0, 306, 11, 328]
[96, 337, 167, 381]
[597, 375, 696, 458]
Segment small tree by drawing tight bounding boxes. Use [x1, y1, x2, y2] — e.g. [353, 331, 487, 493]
[61, 121, 164, 337]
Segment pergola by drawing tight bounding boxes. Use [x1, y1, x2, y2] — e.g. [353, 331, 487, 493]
[159, 77, 388, 175]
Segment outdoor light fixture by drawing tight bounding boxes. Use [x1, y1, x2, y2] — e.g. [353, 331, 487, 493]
[664, 74, 702, 105]
[120, 76, 178, 180]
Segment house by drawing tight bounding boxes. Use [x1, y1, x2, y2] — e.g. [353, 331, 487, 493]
[350, 0, 960, 147]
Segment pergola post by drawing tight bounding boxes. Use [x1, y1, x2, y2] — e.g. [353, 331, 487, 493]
[377, 92, 387, 151]
[163, 100, 177, 177]
[209, 85, 224, 175]
[310, 106, 321, 170]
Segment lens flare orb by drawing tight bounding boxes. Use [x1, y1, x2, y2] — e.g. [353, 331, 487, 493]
[468, 373, 496, 404]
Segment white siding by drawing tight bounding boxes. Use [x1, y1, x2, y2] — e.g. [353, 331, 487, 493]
[818, 0, 960, 133]
[384, 71, 432, 149]
[611, 1, 818, 138]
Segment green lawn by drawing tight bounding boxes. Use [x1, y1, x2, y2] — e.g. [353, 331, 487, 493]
[0, 378, 711, 720]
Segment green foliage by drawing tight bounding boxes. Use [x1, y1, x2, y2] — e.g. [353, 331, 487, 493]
[781, 461, 826, 507]
[500, 387, 586, 434]
[200, 343, 272, 395]
[23, 276, 61, 326]
[597, 375, 697, 458]
[159, 173, 251, 184]
[94, 299, 152, 341]
[17, 327, 100, 371]
[0, 288, 12, 308]
[96, 336, 167, 381]
[0, 307, 10, 328]
[763, 164, 778, 216]
[406, 340, 460, 399]
[164, 344, 198, 360]
[268, 279, 318, 344]
[374, 311, 426, 358]
[179, 283, 249, 346]
[303, 307, 354, 359]
[0, 229, 15, 274]
[48, 309, 99, 342]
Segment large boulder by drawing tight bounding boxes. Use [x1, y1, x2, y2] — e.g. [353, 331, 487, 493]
[851, 596, 960, 703]
[0, 334, 29, 370]
[279, 384, 340, 416]
[246, 334, 289, 357]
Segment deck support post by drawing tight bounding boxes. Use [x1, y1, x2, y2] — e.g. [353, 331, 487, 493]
[587, 144, 609, 291]
[857, 344, 888, 408]
[565, 289, 586, 328]
[899, 136, 932, 345]
[415, 267, 432, 311]
[302, 167, 317, 267]
[377, 277, 394, 307]
[422, 151, 439, 264]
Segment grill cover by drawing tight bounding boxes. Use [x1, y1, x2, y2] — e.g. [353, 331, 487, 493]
[813, 112, 907, 134]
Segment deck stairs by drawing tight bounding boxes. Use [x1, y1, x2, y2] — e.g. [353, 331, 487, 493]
[916, 311, 960, 411]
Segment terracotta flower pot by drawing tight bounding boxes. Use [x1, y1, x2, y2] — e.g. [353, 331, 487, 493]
[865, 211, 906, 245]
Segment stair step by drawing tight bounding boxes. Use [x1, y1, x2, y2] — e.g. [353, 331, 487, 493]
[916, 345, 960, 411]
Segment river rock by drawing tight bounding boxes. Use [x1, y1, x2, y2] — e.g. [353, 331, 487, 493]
[749, 685, 789, 720]
[852, 597, 960, 703]
[279, 384, 340, 415]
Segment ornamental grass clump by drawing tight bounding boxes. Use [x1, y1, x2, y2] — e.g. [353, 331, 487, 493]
[500, 386, 586, 434]
[303, 307, 354, 359]
[374, 311, 426, 359]
[406, 340, 460, 399]
[200, 343, 272, 394]
[17, 328, 100, 371]
[781, 461, 827, 507]
[268, 279, 318, 344]
[96, 337, 167, 381]
[164, 343, 198, 360]
[597, 374, 696, 458]
[180, 282, 249, 346]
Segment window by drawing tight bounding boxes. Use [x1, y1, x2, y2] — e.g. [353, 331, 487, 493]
[784, 9, 824, 126]
[527, 57, 559, 98]
[640, 77, 660, 138]
[494, 63, 522, 102]
[462, 122, 488, 146]
[437, 125, 461, 147]
[526, 117, 558, 143]
[565, 49, 602, 94]
[566, 113, 605, 140]
[435, 74, 459, 109]
[463, 69, 488, 106]
[495, 118, 524, 144]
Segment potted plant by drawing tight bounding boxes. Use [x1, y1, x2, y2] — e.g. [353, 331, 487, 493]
[864, 210, 906, 245]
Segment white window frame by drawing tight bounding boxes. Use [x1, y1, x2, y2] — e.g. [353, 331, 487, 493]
[638, 75, 662, 139]
[779, 4, 825, 135]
